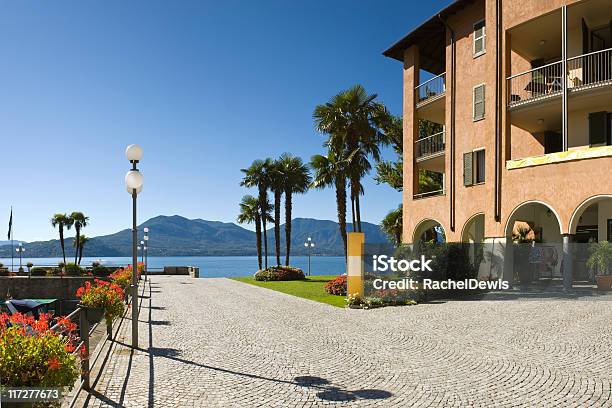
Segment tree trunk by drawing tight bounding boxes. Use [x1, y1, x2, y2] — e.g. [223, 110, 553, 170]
[351, 195, 356, 232]
[259, 187, 268, 269]
[74, 227, 80, 265]
[255, 214, 262, 270]
[78, 244, 84, 265]
[335, 177, 348, 259]
[274, 189, 281, 266]
[59, 226, 66, 266]
[355, 193, 362, 233]
[284, 189, 292, 266]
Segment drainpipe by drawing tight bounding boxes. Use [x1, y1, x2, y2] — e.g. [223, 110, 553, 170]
[439, 14, 456, 232]
[494, 0, 502, 222]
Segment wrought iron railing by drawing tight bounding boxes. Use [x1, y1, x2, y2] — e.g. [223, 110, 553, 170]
[415, 131, 445, 159]
[567, 48, 612, 90]
[416, 73, 446, 105]
[507, 48, 612, 108]
[507, 60, 562, 107]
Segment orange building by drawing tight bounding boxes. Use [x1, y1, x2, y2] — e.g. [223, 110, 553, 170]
[385, 0, 612, 287]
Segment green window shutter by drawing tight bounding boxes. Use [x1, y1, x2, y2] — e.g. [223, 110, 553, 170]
[463, 152, 473, 186]
[473, 85, 485, 121]
[589, 111, 607, 146]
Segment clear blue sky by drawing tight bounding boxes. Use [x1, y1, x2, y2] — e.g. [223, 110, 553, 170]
[0, 0, 449, 242]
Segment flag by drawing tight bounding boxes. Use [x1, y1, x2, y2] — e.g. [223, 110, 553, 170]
[7, 207, 12, 240]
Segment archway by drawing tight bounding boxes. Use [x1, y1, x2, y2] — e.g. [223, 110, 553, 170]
[461, 213, 485, 243]
[504, 201, 563, 285]
[568, 195, 612, 282]
[413, 219, 446, 245]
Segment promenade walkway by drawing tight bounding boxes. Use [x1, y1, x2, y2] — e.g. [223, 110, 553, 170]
[76, 275, 612, 407]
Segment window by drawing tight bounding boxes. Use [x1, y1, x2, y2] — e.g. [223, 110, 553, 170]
[463, 149, 485, 186]
[473, 84, 485, 121]
[473, 20, 486, 57]
[475, 149, 485, 183]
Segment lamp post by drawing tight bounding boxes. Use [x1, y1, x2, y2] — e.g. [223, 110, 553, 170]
[16, 244, 25, 273]
[304, 237, 314, 276]
[125, 144, 143, 349]
[140, 240, 145, 268]
[143, 228, 149, 281]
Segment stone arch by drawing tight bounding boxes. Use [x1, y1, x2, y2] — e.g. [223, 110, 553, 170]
[504, 200, 563, 241]
[461, 213, 485, 243]
[568, 194, 612, 236]
[412, 218, 446, 244]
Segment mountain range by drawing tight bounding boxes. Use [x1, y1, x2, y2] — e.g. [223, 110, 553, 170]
[0, 216, 389, 257]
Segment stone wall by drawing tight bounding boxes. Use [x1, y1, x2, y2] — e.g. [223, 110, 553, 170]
[0, 276, 96, 300]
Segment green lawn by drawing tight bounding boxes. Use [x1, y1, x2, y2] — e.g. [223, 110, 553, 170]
[231, 275, 346, 307]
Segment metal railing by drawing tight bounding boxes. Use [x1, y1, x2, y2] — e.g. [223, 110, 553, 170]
[507, 60, 562, 107]
[567, 48, 612, 90]
[416, 73, 446, 105]
[415, 131, 445, 159]
[507, 48, 612, 107]
[413, 189, 445, 199]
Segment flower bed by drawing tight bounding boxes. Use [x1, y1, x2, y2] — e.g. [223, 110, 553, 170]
[0, 313, 79, 388]
[324, 275, 347, 296]
[76, 279, 125, 324]
[254, 266, 305, 281]
[346, 293, 417, 309]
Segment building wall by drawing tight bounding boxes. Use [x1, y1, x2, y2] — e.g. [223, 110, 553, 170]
[401, 0, 612, 243]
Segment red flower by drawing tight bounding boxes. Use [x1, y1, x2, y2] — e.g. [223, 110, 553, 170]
[48, 357, 61, 370]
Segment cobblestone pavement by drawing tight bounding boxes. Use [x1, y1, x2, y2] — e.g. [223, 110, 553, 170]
[77, 276, 612, 407]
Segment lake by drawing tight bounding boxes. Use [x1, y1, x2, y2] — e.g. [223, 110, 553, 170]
[0, 256, 346, 278]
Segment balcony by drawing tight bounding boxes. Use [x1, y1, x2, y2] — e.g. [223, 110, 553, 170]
[507, 48, 612, 109]
[415, 131, 445, 161]
[416, 73, 445, 107]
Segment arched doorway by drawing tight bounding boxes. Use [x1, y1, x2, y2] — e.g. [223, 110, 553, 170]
[413, 219, 446, 245]
[504, 201, 563, 285]
[568, 195, 612, 283]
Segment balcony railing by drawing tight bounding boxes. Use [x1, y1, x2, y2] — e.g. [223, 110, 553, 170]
[415, 131, 445, 160]
[413, 189, 445, 199]
[507, 60, 562, 107]
[416, 73, 446, 106]
[507, 48, 612, 108]
[567, 48, 612, 90]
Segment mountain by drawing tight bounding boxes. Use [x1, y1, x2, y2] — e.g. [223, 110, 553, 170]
[0, 216, 389, 258]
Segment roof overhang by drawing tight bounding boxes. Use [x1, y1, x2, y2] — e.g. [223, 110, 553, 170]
[383, 0, 472, 73]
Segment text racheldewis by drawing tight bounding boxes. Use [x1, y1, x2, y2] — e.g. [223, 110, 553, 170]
[372, 255, 433, 272]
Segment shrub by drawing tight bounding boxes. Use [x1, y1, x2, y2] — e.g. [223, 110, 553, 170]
[26, 262, 33, 269]
[30, 267, 48, 276]
[254, 265, 305, 281]
[76, 280, 125, 324]
[64, 263, 84, 276]
[346, 293, 416, 309]
[0, 312, 79, 388]
[92, 265, 111, 277]
[324, 275, 347, 295]
[91, 261, 100, 268]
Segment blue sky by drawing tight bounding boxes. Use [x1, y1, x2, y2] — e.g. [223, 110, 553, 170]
[0, 0, 449, 242]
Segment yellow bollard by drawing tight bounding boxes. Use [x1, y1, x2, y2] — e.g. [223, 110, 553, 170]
[346, 232, 364, 297]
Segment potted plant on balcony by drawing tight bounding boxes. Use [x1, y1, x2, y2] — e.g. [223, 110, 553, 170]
[587, 241, 612, 291]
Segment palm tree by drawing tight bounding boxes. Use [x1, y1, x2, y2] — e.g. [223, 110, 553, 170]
[73, 235, 89, 266]
[314, 84, 391, 232]
[240, 159, 272, 269]
[237, 195, 263, 270]
[381, 206, 402, 247]
[278, 154, 311, 266]
[268, 161, 285, 266]
[70, 212, 89, 265]
[311, 149, 348, 257]
[51, 213, 73, 266]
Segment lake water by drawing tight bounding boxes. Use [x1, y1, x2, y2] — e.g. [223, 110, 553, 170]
[0, 256, 346, 278]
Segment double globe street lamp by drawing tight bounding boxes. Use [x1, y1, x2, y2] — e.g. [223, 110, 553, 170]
[125, 144, 143, 348]
[304, 237, 315, 276]
[143, 227, 149, 281]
